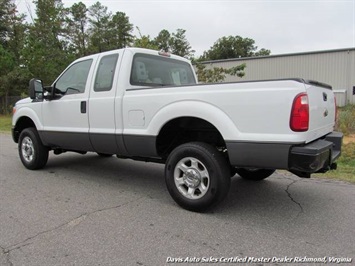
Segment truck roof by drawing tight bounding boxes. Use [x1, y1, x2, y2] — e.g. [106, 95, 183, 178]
[78, 47, 191, 64]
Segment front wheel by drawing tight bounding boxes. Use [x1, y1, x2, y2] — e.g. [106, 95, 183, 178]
[235, 168, 275, 181]
[18, 128, 49, 170]
[165, 142, 230, 212]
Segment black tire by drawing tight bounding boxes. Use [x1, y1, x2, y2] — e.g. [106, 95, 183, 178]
[235, 168, 275, 181]
[97, 153, 113, 157]
[18, 128, 49, 170]
[165, 142, 231, 212]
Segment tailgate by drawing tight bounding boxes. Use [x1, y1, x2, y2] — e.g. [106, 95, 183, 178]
[304, 80, 336, 143]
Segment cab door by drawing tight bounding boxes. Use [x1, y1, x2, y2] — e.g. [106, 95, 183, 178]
[41, 57, 96, 151]
[88, 52, 121, 154]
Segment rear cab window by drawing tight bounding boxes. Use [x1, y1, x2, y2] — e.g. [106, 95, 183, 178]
[130, 53, 196, 87]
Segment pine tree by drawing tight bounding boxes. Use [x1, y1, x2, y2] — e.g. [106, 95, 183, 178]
[23, 0, 74, 84]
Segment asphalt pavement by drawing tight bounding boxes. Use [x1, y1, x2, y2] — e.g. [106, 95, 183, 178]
[0, 133, 354, 266]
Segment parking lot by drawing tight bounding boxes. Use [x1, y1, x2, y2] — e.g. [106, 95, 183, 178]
[0, 133, 354, 265]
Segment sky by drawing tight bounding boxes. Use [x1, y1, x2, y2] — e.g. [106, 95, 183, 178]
[15, 0, 355, 57]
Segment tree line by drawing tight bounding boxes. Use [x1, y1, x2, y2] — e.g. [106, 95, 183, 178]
[0, 0, 270, 113]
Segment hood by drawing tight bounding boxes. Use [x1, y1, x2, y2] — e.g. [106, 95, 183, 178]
[15, 97, 32, 106]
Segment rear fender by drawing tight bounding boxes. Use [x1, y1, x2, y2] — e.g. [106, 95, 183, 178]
[146, 101, 240, 140]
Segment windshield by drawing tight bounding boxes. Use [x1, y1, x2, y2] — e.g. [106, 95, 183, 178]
[130, 53, 196, 87]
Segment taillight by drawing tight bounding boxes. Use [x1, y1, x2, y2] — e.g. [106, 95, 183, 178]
[290, 93, 309, 132]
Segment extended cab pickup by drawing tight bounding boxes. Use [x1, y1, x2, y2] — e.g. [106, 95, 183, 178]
[12, 48, 343, 211]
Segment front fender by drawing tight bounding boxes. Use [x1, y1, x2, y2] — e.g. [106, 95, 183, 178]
[13, 105, 43, 131]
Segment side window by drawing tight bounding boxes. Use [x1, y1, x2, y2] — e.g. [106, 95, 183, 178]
[55, 59, 92, 95]
[94, 54, 119, 92]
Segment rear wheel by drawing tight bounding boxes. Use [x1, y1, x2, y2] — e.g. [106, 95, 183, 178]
[18, 128, 49, 170]
[235, 168, 275, 181]
[165, 142, 230, 212]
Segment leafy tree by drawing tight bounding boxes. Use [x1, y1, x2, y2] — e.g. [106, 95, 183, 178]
[201, 35, 270, 60]
[0, 43, 14, 112]
[0, 44, 15, 80]
[23, 0, 73, 84]
[169, 29, 194, 58]
[0, 1, 30, 113]
[88, 1, 111, 53]
[0, 42, 32, 113]
[152, 29, 194, 58]
[108, 11, 134, 49]
[0, 64, 32, 113]
[154, 29, 170, 52]
[0, 0, 26, 59]
[133, 27, 159, 50]
[195, 62, 246, 83]
[88, 2, 133, 53]
[134, 28, 193, 58]
[68, 2, 89, 57]
[254, 48, 271, 56]
[0, 0, 11, 46]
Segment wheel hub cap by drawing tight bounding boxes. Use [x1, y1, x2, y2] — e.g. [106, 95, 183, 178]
[183, 169, 201, 188]
[174, 157, 210, 200]
[22, 137, 34, 162]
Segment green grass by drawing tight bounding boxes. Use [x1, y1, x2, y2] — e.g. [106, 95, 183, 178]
[320, 104, 355, 183]
[315, 142, 355, 183]
[336, 104, 355, 135]
[0, 115, 12, 133]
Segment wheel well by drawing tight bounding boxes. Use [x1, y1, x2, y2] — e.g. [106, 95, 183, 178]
[13, 117, 36, 142]
[156, 117, 226, 158]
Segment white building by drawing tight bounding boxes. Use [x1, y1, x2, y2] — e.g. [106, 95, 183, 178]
[201, 48, 355, 106]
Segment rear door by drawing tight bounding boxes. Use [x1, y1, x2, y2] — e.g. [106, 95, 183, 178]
[305, 80, 336, 142]
[88, 51, 122, 154]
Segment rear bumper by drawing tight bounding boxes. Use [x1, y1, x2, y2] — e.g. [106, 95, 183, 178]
[226, 131, 343, 178]
[289, 131, 343, 177]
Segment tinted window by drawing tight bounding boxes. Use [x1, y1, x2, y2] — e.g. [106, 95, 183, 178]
[55, 59, 92, 94]
[94, 54, 119, 92]
[130, 54, 196, 87]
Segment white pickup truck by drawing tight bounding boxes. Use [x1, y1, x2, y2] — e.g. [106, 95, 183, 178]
[12, 48, 342, 211]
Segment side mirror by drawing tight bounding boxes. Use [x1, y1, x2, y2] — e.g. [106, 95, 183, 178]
[29, 78, 44, 100]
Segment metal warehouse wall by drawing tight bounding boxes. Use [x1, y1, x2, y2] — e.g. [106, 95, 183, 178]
[201, 48, 355, 105]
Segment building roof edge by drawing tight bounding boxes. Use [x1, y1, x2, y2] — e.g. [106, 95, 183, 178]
[200, 47, 355, 64]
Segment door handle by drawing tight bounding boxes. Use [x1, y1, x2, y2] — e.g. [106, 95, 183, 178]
[80, 101, 87, 113]
[323, 92, 328, 101]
